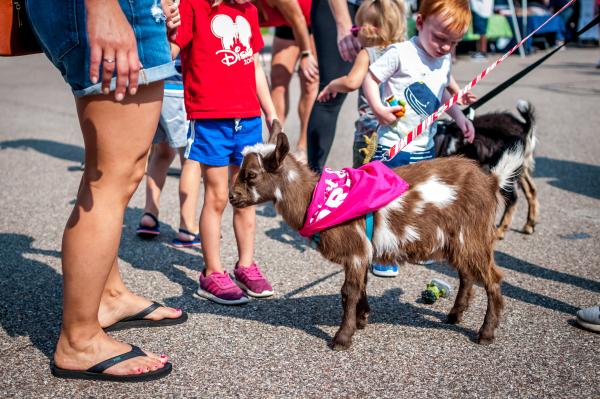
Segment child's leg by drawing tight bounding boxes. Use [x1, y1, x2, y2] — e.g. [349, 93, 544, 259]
[177, 149, 201, 239]
[229, 165, 256, 266]
[199, 164, 229, 275]
[140, 141, 176, 226]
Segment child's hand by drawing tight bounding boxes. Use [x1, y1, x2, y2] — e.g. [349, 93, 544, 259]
[374, 106, 404, 126]
[457, 91, 477, 106]
[457, 117, 475, 143]
[317, 84, 337, 102]
[162, 0, 181, 40]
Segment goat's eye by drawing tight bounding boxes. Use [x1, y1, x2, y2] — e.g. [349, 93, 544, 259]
[246, 171, 257, 180]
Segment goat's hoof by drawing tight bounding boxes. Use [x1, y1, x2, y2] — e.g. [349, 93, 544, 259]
[446, 313, 463, 324]
[477, 334, 495, 345]
[331, 334, 352, 351]
[356, 317, 369, 330]
[522, 225, 534, 235]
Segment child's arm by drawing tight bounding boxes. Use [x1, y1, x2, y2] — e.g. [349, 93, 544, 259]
[362, 72, 404, 126]
[448, 75, 477, 106]
[317, 49, 370, 102]
[254, 54, 279, 133]
[443, 90, 475, 143]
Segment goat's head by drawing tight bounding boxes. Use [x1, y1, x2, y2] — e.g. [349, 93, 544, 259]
[229, 126, 290, 208]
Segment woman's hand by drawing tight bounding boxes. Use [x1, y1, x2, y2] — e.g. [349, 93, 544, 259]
[298, 52, 319, 83]
[86, 0, 141, 101]
[337, 27, 362, 62]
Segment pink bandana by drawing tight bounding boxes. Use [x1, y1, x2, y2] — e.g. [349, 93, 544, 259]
[298, 161, 409, 237]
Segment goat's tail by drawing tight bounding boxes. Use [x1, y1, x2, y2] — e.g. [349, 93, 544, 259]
[516, 100, 537, 173]
[491, 144, 525, 194]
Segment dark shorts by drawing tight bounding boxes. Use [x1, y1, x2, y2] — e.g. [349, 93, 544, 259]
[274, 25, 312, 41]
[472, 12, 489, 35]
[26, 0, 175, 96]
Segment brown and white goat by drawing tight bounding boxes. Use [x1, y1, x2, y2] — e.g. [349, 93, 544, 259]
[230, 131, 523, 350]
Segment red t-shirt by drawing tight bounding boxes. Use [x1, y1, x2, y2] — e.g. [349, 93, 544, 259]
[174, 0, 264, 119]
[256, 0, 311, 27]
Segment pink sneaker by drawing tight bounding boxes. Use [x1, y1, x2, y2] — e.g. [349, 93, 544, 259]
[233, 262, 274, 298]
[195, 270, 249, 305]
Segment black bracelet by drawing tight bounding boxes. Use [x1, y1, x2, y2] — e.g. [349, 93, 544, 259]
[300, 50, 312, 58]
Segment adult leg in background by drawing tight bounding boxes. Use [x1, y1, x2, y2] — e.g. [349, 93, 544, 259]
[54, 82, 178, 376]
[307, 0, 358, 172]
[270, 34, 318, 155]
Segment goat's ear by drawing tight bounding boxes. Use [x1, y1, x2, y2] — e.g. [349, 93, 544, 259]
[263, 133, 289, 172]
[267, 119, 284, 144]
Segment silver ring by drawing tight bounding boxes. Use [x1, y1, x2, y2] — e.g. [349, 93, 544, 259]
[103, 58, 115, 64]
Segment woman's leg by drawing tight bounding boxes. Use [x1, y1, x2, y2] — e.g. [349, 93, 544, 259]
[139, 142, 176, 227]
[199, 164, 230, 275]
[229, 166, 255, 266]
[296, 35, 319, 152]
[177, 151, 202, 238]
[307, 0, 358, 172]
[270, 37, 298, 128]
[54, 82, 170, 375]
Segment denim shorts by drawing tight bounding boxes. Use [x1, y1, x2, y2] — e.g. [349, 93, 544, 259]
[26, 0, 175, 96]
[185, 117, 263, 167]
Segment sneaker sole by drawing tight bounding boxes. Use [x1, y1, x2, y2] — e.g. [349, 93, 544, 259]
[193, 289, 249, 305]
[371, 269, 399, 278]
[576, 316, 600, 332]
[232, 278, 274, 298]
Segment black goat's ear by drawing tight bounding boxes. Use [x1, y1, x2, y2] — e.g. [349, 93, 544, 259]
[263, 133, 289, 172]
[267, 119, 284, 144]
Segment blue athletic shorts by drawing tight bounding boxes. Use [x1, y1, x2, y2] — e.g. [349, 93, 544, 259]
[26, 0, 175, 96]
[185, 117, 263, 167]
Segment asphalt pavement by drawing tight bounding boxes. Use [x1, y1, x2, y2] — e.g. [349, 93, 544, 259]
[1, 46, 599, 398]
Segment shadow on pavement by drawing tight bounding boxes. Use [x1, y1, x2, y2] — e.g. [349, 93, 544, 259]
[535, 156, 600, 200]
[265, 220, 310, 253]
[423, 253, 581, 315]
[0, 233, 61, 359]
[0, 138, 83, 165]
[167, 286, 479, 346]
[119, 207, 202, 307]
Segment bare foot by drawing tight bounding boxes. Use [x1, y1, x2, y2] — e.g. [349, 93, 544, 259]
[98, 290, 182, 328]
[54, 329, 168, 376]
[139, 213, 158, 228]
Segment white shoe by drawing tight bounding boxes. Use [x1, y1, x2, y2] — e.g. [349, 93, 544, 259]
[576, 306, 600, 332]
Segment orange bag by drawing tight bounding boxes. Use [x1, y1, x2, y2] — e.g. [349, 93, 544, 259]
[0, 0, 41, 56]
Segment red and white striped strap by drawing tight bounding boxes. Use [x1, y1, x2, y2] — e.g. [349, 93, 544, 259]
[382, 0, 576, 161]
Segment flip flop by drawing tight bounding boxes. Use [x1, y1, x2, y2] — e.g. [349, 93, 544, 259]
[51, 345, 172, 382]
[171, 228, 202, 248]
[104, 302, 188, 332]
[136, 212, 160, 238]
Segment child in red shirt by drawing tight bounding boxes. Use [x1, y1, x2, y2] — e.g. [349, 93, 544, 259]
[173, 0, 279, 305]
